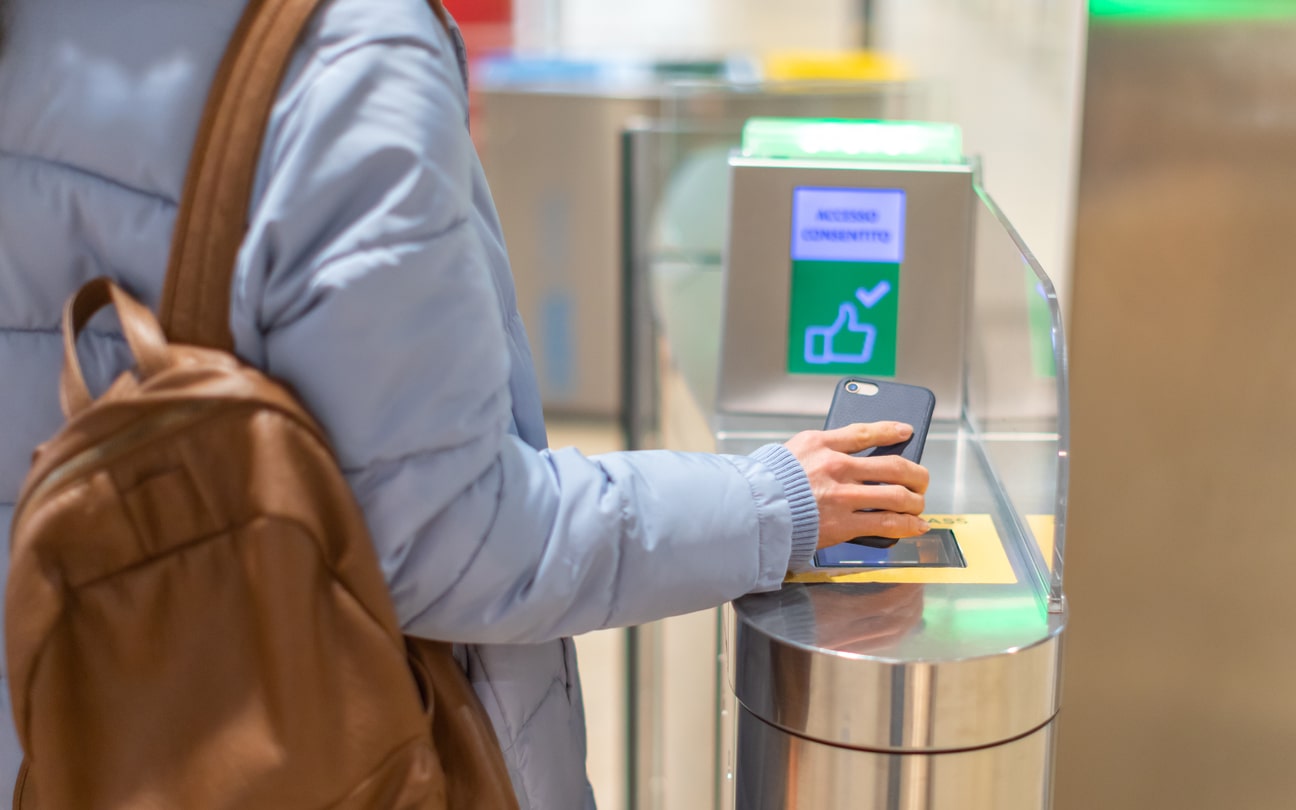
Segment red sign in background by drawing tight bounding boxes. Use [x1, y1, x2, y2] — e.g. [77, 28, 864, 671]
[446, 0, 512, 59]
[445, 0, 513, 141]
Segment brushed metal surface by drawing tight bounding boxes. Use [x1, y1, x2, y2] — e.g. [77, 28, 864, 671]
[718, 158, 974, 420]
[479, 90, 659, 416]
[1058, 17, 1296, 810]
[729, 587, 1063, 753]
[733, 705, 1056, 810]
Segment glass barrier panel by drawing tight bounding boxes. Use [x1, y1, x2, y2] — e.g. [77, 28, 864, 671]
[966, 185, 1069, 609]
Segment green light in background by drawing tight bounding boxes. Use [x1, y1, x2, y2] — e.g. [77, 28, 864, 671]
[1090, 0, 1296, 21]
[741, 118, 964, 164]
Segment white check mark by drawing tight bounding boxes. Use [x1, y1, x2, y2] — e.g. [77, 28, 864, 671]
[855, 281, 892, 309]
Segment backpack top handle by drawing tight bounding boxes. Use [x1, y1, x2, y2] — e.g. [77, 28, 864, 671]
[59, 278, 172, 418]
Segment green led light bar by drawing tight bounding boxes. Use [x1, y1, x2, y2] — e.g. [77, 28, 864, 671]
[1091, 0, 1296, 21]
[741, 118, 965, 164]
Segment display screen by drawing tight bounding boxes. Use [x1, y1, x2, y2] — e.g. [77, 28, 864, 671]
[813, 529, 966, 569]
[787, 187, 906, 376]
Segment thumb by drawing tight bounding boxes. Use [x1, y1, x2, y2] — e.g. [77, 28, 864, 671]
[821, 421, 913, 454]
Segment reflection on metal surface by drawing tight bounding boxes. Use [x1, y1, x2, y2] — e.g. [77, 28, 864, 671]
[735, 706, 1055, 810]
[729, 584, 1061, 753]
[796, 583, 926, 654]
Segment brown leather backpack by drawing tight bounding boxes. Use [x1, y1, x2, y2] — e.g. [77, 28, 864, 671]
[5, 1, 519, 808]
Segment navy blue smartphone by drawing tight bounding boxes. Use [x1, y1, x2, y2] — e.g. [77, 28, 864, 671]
[821, 376, 935, 549]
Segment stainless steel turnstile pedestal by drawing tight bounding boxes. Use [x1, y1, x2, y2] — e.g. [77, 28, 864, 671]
[724, 581, 1064, 810]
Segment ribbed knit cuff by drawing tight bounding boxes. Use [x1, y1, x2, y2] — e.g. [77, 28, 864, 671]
[749, 443, 820, 573]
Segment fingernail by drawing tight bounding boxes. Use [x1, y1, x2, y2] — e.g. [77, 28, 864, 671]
[898, 423, 914, 438]
[918, 520, 931, 533]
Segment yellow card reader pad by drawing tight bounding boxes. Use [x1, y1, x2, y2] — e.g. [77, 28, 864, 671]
[787, 514, 1017, 585]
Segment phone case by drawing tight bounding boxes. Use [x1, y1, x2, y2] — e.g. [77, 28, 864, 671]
[822, 376, 936, 550]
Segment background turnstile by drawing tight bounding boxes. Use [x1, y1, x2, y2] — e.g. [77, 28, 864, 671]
[478, 65, 919, 417]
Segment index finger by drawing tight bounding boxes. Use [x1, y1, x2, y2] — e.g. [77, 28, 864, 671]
[820, 421, 914, 455]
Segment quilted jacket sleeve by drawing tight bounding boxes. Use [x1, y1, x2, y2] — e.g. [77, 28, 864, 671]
[228, 6, 819, 645]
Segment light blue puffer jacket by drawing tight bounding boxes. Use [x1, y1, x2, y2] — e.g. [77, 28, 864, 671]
[0, 0, 819, 806]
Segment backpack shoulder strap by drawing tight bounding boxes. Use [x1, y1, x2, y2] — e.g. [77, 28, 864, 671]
[159, 0, 326, 350]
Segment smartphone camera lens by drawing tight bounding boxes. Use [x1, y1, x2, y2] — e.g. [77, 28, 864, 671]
[846, 382, 859, 393]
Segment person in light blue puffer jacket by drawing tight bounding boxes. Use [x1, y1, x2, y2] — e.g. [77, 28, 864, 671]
[0, 0, 931, 807]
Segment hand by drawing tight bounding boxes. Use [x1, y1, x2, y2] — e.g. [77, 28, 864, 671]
[784, 422, 930, 549]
